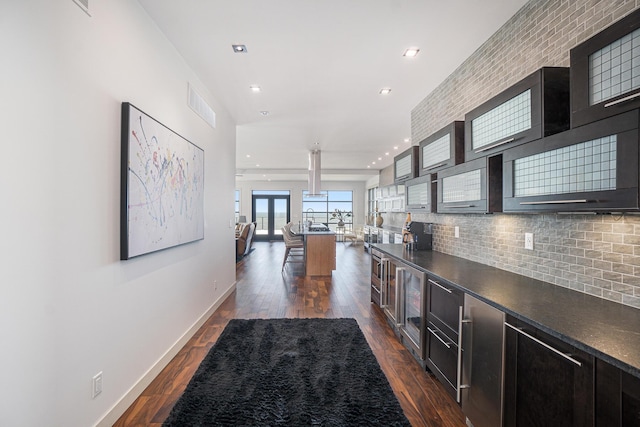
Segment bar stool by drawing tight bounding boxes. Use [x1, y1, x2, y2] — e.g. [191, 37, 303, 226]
[282, 225, 305, 271]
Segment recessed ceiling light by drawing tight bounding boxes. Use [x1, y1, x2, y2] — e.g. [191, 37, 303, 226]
[385, 152, 389, 155]
[246, 154, 251, 158]
[250, 85, 261, 93]
[372, 161, 376, 165]
[404, 138, 411, 143]
[367, 165, 371, 168]
[232, 44, 247, 53]
[378, 157, 382, 161]
[394, 146, 399, 150]
[260, 111, 269, 116]
[256, 164, 260, 167]
[379, 88, 391, 95]
[403, 48, 420, 57]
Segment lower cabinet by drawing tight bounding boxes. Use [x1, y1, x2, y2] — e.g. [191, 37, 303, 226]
[425, 276, 463, 401]
[398, 263, 427, 364]
[504, 315, 594, 427]
[596, 359, 640, 427]
[380, 255, 427, 364]
[371, 250, 640, 427]
[460, 294, 505, 427]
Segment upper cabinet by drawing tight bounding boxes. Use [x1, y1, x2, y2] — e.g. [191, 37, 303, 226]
[405, 174, 436, 212]
[503, 109, 640, 213]
[394, 146, 419, 184]
[418, 121, 465, 175]
[464, 67, 570, 161]
[437, 156, 503, 214]
[571, 9, 640, 128]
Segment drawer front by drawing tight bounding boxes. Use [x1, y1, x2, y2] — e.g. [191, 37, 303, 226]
[427, 277, 462, 342]
[427, 322, 458, 393]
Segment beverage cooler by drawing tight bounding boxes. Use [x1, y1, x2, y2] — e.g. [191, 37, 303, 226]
[381, 256, 427, 363]
[370, 248, 384, 305]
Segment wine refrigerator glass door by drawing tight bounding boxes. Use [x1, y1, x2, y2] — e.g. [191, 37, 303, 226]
[383, 259, 399, 324]
[400, 264, 426, 356]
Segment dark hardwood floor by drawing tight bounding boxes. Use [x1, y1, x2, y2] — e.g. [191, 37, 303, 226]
[114, 241, 467, 426]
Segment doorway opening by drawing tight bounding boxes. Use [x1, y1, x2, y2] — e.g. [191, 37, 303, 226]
[251, 190, 291, 241]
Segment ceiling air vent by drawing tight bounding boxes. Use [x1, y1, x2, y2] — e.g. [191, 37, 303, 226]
[188, 83, 216, 129]
[72, 0, 91, 16]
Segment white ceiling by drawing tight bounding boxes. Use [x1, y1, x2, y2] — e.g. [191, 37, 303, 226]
[138, 0, 529, 182]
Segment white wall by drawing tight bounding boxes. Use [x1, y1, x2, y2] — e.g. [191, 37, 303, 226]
[236, 180, 367, 227]
[0, 1, 236, 426]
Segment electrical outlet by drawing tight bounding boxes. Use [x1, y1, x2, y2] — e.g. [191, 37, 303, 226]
[525, 233, 534, 250]
[454, 226, 460, 238]
[214, 280, 218, 291]
[92, 371, 103, 399]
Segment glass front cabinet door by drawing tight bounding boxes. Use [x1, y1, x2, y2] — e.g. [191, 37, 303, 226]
[437, 156, 503, 214]
[405, 174, 436, 212]
[570, 9, 640, 128]
[394, 146, 419, 184]
[418, 121, 465, 175]
[503, 109, 639, 213]
[464, 67, 570, 161]
[398, 262, 427, 364]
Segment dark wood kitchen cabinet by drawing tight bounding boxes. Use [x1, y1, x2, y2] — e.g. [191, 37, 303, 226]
[418, 121, 465, 175]
[437, 155, 503, 214]
[595, 359, 640, 427]
[504, 315, 594, 427]
[405, 174, 436, 212]
[394, 146, 419, 184]
[571, 9, 640, 128]
[425, 275, 463, 401]
[503, 109, 640, 213]
[464, 67, 570, 161]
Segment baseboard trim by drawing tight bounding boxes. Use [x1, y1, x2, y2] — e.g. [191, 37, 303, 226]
[95, 282, 237, 427]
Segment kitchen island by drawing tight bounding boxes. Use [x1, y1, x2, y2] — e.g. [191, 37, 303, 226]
[292, 226, 336, 276]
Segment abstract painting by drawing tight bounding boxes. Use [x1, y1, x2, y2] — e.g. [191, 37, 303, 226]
[120, 103, 204, 259]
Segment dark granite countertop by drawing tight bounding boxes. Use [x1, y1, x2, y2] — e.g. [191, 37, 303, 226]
[372, 244, 640, 379]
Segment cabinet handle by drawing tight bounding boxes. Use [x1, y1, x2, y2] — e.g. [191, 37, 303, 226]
[474, 137, 515, 153]
[428, 327, 451, 349]
[456, 305, 464, 403]
[447, 204, 475, 208]
[396, 267, 404, 327]
[425, 162, 447, 171]
[519, 199, 588, 205]
[604, 91, 640, 108]
[428, 278, 452, 293]
[504, 322, 582, 367]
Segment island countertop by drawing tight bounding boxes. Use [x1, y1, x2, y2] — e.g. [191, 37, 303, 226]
[372, 244, 640, 379]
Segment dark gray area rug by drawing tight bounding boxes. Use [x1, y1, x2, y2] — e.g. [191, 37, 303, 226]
[163, 318, 411, 426]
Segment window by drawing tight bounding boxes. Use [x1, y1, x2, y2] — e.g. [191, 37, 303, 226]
[302, 190, 353, 229]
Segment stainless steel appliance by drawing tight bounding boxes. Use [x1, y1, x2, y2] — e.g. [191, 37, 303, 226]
[370, 248, 384, 305]
[398, 262, 427, 363]
[461, 294, 505, 427]
[381, 256, 399, 324]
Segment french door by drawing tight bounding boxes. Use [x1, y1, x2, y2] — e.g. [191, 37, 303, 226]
[251, 193, 290, 241]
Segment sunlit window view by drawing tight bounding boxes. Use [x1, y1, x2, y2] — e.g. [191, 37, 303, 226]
[252, 190, 291, 238]
[302, 190, 353, 230]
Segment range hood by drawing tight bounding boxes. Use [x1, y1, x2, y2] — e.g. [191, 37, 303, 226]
[306, 149, 324, 197]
